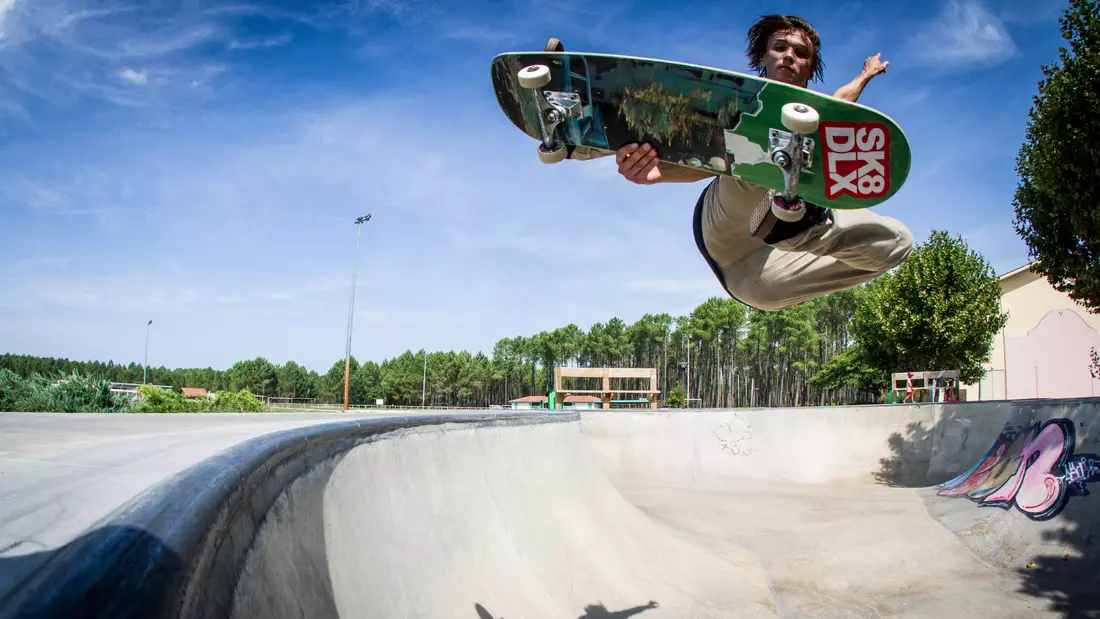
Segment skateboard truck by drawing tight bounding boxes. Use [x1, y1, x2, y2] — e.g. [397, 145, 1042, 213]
[516, 64, 582, 163]
[768, 102, 820, 222]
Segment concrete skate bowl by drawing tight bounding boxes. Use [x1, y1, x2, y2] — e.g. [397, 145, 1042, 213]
[2, 401, 1100, 619]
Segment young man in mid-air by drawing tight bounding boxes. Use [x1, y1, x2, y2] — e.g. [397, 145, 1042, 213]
[571, 14, 913, 311]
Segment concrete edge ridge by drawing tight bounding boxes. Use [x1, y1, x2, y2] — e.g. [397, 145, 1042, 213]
[0, 412, 576, 619]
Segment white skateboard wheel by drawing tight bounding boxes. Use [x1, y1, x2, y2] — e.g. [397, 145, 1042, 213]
[781, 102, 819, 134]
[518, 64, 551, 88]
[771, 197, 806, 222]
[538, 143, 567, 163]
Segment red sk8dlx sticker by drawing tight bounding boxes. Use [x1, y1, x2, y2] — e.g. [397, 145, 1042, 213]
[819, 122, 890, 200]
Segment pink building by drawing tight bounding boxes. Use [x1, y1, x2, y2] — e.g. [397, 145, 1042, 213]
[964, 262, 1100, 400]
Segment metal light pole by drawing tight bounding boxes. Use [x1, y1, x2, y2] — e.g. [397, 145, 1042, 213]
[143, 320, 152, 384]
[343, 214, 372, 411]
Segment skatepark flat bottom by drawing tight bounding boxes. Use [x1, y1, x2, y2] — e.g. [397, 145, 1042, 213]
[223, 403, 1100, 619]
[616, 481, 1034, 617]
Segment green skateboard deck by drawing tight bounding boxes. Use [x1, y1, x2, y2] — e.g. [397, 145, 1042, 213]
[491, 49, 911, 214]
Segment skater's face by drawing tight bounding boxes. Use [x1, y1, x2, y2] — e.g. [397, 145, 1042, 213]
[765, 29, 814, 87]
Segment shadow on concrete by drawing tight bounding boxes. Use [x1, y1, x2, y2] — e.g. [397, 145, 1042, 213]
[474, 600, 660, 618]
[0, 442, 349, 619]
[578, 601, 660, 617]
[872, 420, 937, 487]
[1012, 516, 1100, 619]
[873, 400, 1100, 619]
[217, 451, 345, 619]
[0, 525, 184, 619]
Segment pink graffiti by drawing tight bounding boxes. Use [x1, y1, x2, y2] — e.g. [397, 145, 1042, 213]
[937, 419, 1098, 521]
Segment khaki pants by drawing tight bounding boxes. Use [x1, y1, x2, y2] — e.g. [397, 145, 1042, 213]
[694, 176, 913, 310]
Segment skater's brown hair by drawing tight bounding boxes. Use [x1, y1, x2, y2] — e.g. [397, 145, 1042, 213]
[746, 14, 825, 83]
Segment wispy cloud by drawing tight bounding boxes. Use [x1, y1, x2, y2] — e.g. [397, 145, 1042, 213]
[0, 0, 16, 35]
[0, 1, 411, 117]
[118, 67, 147, 84]
[227, 32, 293, 50]
[907, 0, 1017, 67]
[441, 24, 520, 45]
[0, 4, 221, 114]
[0, 266, 356, 314]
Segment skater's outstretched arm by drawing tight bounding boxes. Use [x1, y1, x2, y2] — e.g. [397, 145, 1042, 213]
[615, 143, 713, 185]
[832, 53, 889, 103]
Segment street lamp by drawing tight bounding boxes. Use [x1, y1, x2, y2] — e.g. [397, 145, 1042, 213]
[144, 320, 152, 384]
[344, 214, 372, 411]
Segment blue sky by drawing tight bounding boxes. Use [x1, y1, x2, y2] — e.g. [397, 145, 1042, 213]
[0, 0, 1069, 373]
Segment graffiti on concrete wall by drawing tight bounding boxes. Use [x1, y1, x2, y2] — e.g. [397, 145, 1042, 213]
[936, 418, 1100, 521]
[714, 415, 755, 456]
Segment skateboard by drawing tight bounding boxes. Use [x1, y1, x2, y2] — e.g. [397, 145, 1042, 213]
[491, 41, 910, 223]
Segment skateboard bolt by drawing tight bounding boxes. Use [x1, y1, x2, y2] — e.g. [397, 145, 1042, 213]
[794, 104, 808, 113]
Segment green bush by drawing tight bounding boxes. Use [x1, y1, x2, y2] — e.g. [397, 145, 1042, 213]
[131, 385, 266, 413]
[0, 369, 131, 412]
[133, 385, 208, 413]
[0, 370, 270, 414]
[212, 389, 264, 412]
[665, 383, 686, 408]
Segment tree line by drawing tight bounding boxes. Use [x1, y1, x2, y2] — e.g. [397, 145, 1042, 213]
[2, 230, 1014, 409]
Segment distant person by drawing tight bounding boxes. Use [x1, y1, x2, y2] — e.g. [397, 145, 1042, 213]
[944, 379, 958, 402]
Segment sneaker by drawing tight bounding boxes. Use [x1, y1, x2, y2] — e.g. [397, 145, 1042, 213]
[757, 193, 832, 245]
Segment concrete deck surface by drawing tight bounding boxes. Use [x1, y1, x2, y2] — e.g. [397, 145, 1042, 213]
[2, 400, 1099, 618]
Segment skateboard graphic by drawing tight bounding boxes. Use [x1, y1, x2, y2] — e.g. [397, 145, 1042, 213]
[491, 42, 911, 223]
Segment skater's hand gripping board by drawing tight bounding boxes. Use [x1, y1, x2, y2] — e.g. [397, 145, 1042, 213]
[491, 50, 911, 212]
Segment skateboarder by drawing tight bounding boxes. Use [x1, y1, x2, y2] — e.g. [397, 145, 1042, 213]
[571, 15, 913, 311]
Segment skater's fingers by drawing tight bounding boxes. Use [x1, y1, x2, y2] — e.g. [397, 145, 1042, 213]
[635, 152, 660, 180]
[626, 146, 656, 171]
[618, 149, 646, 176]
[624, 157, 659, 185]
[621, 154, 652, 181]
[639, 150, 659, 173]
[617, 157, 637, 177]
[616, 148, 642, 170]
[615, 143, 639, 164]
[622, 149, 646, 171]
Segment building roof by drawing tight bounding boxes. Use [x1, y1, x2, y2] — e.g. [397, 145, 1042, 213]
[999, 261, 1037, 280]
[509, 395, 548, 403]
[180, 387, 209, 398]
[508, 395, 624, 404]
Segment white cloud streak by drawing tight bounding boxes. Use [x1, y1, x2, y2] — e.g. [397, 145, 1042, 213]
[118, 67, 147, 84]
[0, 0, 16, 35]
[907, 0, 1017, 67]
[227, 32, 293, 50]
